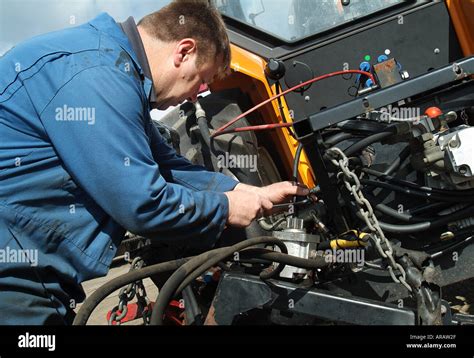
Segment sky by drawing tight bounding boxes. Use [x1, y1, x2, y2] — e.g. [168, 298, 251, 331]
[0, 0, 171, 55]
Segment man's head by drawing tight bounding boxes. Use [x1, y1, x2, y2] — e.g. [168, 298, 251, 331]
[138, 0, 231, 109]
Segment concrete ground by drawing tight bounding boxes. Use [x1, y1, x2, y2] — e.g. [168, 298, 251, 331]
[74, 261, 159, 325]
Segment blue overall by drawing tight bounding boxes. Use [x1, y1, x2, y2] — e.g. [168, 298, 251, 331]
[0, 13, 238, 324]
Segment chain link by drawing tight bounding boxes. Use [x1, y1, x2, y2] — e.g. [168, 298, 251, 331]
[327, 147, 413, 292]
[109, 257, 150, 325]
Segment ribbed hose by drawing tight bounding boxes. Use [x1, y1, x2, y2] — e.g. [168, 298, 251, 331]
[149, 237, 288, 325]
[73, 257, 191, 325]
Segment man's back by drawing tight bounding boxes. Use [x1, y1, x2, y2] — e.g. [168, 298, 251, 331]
[0, 14, 139, 324]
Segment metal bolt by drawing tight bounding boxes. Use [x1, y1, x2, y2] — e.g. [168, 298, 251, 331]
[434, 48, 440, 54]
[305, 95, 311, 102]
[459, 165, 469, 176]
[440, 231, 454, 241]
[449, 139, 459, 148]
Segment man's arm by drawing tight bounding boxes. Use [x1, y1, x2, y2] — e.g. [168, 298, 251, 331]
[37, 65, 232, 246]
[148, 122, 238, 193]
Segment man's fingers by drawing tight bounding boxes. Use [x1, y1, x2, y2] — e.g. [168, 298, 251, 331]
[285, 182, 309, 196]
[261, 198, 273, 211]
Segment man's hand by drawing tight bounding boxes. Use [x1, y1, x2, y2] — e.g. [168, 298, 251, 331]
[224, 190, 273, 227]
[235, 182, 309, 204]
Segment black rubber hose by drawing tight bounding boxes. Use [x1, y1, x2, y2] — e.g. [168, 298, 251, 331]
[175, 239, 289, 295]
[149, 237, 287, 325]
[324, 132, 359, 147]
[361, 179, 474, 203]
[363, 168, 474, 197]
[364, 192, 438, 223]
[293, 143, 303, 182]
[337, 120, 389, 134]
[344, 131, 395, 157]
[407, 201, 452, 216]
[73, 257, 192, 325]
[384, 145, 411, 176]
[430, 235, 473, 259]
[373, 201, 433, 223]
[238, 248, 328, 269]
[197, 116, 212, 149]
[372, 204, 474, 233]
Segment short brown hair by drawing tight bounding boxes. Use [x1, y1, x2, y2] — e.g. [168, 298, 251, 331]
[138, 0, 231, 79]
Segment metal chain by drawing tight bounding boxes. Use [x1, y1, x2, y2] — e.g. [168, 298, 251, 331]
[326, 147, 413, 292]
[109, 257, 149, 325]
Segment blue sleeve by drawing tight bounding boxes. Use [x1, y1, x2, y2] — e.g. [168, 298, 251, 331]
[149, 123, 239, 193]
[38, 65, 229, 245]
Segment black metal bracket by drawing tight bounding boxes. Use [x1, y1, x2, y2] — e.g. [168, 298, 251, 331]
[293, 56, 474, 138]
[208, 272, 416, 325]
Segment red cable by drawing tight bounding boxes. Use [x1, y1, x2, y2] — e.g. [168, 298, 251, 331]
[211, 70, 375, 138]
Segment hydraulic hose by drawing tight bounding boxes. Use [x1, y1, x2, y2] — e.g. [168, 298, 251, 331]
[384, 146, 411, 176]
[196, 103, 212, 149]
[324, 132, 361, 147]
[361, 179, 474, 203]
[367, 204, 474, 233]
[174, 239, 289, 296]
[293, 143, 304, 182]
[363, 168, 474, 197]
[344, 131, 395, 157]
[149, 236, 288, 325]
[73, 257, 192, 325]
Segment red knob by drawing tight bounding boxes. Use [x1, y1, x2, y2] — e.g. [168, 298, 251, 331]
[425, 107, 443, 119]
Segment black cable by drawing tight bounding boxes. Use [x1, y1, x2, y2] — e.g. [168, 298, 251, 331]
[150, 237, 288, 325]
[430, 235, 473, 259]
[324, 132, 362, 147]
[73, 257, 192, 325]
[371, 204, 474, 233]
[384, 145, 411, 176]
[238, 248, 328, 269]
[197, 116, 212, 149]
[372, 201, 433, 223]
[174, 239, 289, 295]
[363, 168, 474, 197]
[344, 130, 395, 157]
[293, 143, 303, 182]
[361, 179, 474, 203]
[406, 201, 452, 216]
[337, 120, 389, 134]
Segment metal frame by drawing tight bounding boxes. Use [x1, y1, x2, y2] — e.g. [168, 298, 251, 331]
[207, 272, 416, 325]
[293, 56, 474, 137]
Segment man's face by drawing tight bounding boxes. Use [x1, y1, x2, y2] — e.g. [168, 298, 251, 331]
[154, 40, 221, 110]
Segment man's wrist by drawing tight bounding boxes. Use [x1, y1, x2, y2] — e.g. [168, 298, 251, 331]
[234, 183, 260, 193]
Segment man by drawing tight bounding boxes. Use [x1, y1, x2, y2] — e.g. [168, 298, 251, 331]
[0, 0, 307, 324]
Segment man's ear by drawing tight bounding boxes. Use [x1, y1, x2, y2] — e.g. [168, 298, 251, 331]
[173, 38, 197, 67]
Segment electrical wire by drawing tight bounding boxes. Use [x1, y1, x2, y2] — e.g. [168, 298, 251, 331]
[211, 70, 376, 138]
[212, 122, 293, 137]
